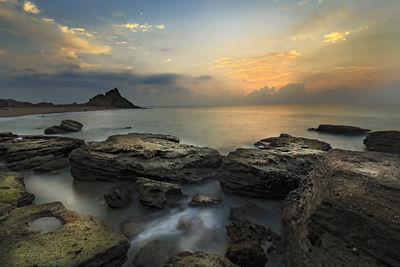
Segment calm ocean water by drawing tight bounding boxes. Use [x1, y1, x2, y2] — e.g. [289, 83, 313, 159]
[1, 104, 400, 266]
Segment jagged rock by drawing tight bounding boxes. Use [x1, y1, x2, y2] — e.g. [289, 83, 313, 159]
[308, 124, 370, 135]
[188, 194, 223, 207]
[226, 221, 281, 244]
[0, 169, 34, 208]
[218, 137, 327, 198]
[0, 133, 84, 171]
[225, 241, 268, 267]
[363, 130, 400, 154]
[133, 238, 181, 267]
[282, 149, 400, 267]
[136, 177, 185, 208]
[165, 251, 237, 267]
[45, 119, 83, 134]
[254, 133, 331, 151]
[229, 203, 269, 225]
[0, 202, 130, 266]
[87, 88, 140, 108]
[104, 185, 133, 209]
[70, 133, 222, 183]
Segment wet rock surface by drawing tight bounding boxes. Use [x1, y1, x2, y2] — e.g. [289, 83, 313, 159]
[282, 149, 400, 267]
[0, 201, 130, 266]
[254, 133, 331, 151]
[229, 203, 269, 225]
[218, 135, 328, 198]
[0, 132, 84, 171]
[104, 185, 133, 209]
[225, 241, 268, 267]
[363, 130, 400, 154]
[188, 194, 223, 207]
[165, 251, 238, 267]
[136, 177, 185, 208]
[45, 119, 83, 134]
[226, 220, 281, 244]
[133, 238, 181, 267]
[0, 168, 34, 209]
[308, 124, 370, 135]
[70, 133, 222, 183]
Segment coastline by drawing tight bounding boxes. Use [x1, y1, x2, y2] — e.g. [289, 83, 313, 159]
[0, 106, 131, 118]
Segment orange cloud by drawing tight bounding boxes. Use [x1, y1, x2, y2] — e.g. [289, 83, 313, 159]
[323, 31, 350, 43]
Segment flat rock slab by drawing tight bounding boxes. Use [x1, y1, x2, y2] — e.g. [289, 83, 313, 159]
[254, 133, 331, 151]
[308, 124, 370, 135]
[363, 130, 400, 154]
[0, 169, 34, 209]
[70, 133, 222, 183]
[282, 149, 400, 267]
[0, 132, 84, 171]
[218, 144, 327, 198]
[0, 202, 129, 267]
[165, 251, 238, 267]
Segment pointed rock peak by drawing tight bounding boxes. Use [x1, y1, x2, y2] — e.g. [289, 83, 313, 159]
[105, 88, 122, 97]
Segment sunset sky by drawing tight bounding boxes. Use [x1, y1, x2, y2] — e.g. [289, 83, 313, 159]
[0, 0, 399, 106]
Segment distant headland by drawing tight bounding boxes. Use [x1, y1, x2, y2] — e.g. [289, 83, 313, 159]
[0, 88, 142, 118]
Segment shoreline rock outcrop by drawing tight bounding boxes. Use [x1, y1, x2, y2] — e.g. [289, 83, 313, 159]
[218, 134, 329, 198]
[363, 130, 400, 154]
[308, 124, 370, 135]
[87, 88, 140, 109]
[0, 132, 84, 171]
[44, 119, 83, 135]
[282, 149, 400, 267]
[0, 168, 34, 210]
[70, 133, 222, 183]
[0, 202, 130, 266]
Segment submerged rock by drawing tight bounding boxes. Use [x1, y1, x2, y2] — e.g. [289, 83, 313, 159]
[136, 177, 185, 208]
[225, 241, 268, 267]
[104, 185, 133, 209]
[188, 194, 223, 207]
[363, 130, 400, 154]
[0, 132, 84, 171]
[44, 119, 83, 134]
[308, 124, 370, 135]
[0, 169, 34, 208]
[133, 238, 182, 267]
[70, 133, 222, 183]
[282, 149, 400, 267]
[254, 133, 331, 151]
[0, 202, 129, 266]
[165, 251, 237, 267]
[218, 135, 328, 198]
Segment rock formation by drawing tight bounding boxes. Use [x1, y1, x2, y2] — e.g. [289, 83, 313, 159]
[229, 203, 269, 226]
[282, 149, 400, 267]
[254, 133, 331, 151]
[44, 119, 83, 135]
[133, 238, 182, 267]
[0, 202, 130, 266]
[136, 177, 185, 208]
[308, 124, 370, 135]
[104, 185, 133, 209]
[218, 134, 329, 198]
[87, 88, 140, 108]
[363, 130, 400, 154]
[0, 168, 34, 209]
[69, 133, 222, 183]
[165, 251, 237, 267]
[0, 132, 84, 171]
[188, 194, 223, 207]
[225, 241, 268, 267]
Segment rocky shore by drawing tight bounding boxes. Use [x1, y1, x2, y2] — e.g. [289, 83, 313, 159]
[0, 127, 399, 266]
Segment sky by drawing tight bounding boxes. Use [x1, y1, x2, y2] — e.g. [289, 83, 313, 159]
[0, 0, 399, 106]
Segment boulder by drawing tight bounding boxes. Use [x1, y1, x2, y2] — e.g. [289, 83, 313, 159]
[104, 185, 133, 209]
[176, 216, 205, 235]
[226, 221, 280, 244]
[308, 124, 370, 135]
[363, 130, 400, 154]
[133, 238, 181, 267]
[0, 202, 130, 266]
[218, 141, 327, 198]
[282, 149, 400, 267]
[225, 241, 268, 267]
[0, 169, 34, 208]
[87, 88, 140, 109]
[165, 251, 237, 267]
[70, 133, 222, 183]
[254, 133, 331, 151]
[0, 133, 84, 171]
[44, 119, 83, 134]
[136, 177, 185, 208]
[188, 194, 223, 207]
[229, 203, 269, 225]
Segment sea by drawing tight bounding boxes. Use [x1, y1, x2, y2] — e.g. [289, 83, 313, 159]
[1, 104, 400, 266]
